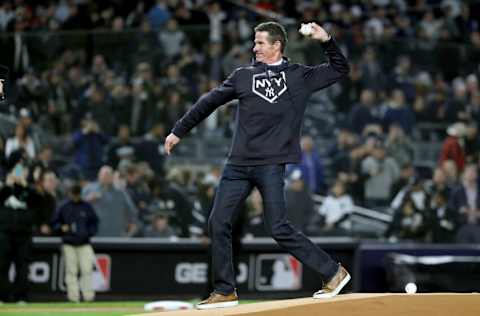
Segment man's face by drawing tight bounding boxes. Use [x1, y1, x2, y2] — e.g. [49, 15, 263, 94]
[253, 31, 280, 64]
[98, 166, 114, 185]
[0, 79, 4, 95]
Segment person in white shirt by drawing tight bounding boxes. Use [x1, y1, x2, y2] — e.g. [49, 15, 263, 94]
[319, 179, 354, 235]
[5, 123, 35, 159]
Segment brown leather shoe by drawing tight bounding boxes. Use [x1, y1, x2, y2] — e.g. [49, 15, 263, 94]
[196, 291, 239, 310]
[313, 265, 351, 299]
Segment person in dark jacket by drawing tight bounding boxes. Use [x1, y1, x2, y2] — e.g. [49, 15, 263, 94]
[164, 21, 351, 309]
[51, 184, 99, 302]
[0, 154, 38, 302]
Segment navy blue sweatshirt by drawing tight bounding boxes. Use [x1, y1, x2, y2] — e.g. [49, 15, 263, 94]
[172, 38, 349, 165]
[51, 200, 99, 246]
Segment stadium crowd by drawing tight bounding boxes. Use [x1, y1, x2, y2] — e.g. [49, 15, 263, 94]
[0, 0, 479, 246]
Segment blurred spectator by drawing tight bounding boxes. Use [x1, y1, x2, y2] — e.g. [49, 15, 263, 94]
[382, 89, 416, 134]
[427, 189, 460, 243]
[51, 184, 98, 302]
[72, 117, 109, 181]
[287, 135, 326, 194]
[82, 165, 139, 237]
[316, 179, 354, 236]
[0, 158, 38, 302]
[125, 164, 151, 225]
[284, 169, 315, 233]
[16, 71, 45, 117]
[439, 122, 467, 172]
[243, 189, 268, 238]
[0, 3, 15, 31]
[130, 62, 156, 136]
[335, 62, 364, 114]
[159, 19, 186, 62]
[30, 145, 56, 176]
[386, 178, 429, 241]
[440, 159, 460, 188]
[466, 91, 480, 124]
[106, 125, 136, 169]
[143, 211, 177, 238]
[202, 43, 224, 82]
[147, 177, 194, 237]
[147, 0, 171, 30]
[464, 122, 480, 163]
[82, 85, 116, 136]
[425, 167, 451, 198]
[389, 55, 416, 101]
[361, 134, 400, 209]
[385, 123, 414, 168]
[359, 47, 385, 92]
[5, 122, 35, 159]
[135, 123, 166, 176]
[126, 2, 145, 28]
[207, 1, 226, 43]
[33, 170, 58, 236]
[450, 164, 480, 243]
[328, 128, 357, 178]
[390, 163, 416, 200]
[348, 89, 380, 135]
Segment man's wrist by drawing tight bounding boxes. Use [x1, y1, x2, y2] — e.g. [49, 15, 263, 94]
[321, 34, 332, 43]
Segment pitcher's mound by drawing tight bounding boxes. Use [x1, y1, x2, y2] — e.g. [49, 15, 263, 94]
[131, 293, 480, 316]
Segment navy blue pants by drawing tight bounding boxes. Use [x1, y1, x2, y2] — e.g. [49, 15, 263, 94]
[209, 164, 339, 294]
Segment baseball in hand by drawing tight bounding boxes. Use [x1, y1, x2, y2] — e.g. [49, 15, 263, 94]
[299, 23, 313, 36]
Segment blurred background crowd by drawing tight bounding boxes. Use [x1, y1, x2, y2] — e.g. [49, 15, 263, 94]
[0, 0, 479, 243]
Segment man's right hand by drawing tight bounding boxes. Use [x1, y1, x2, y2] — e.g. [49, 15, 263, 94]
[164, 133, 180, 155]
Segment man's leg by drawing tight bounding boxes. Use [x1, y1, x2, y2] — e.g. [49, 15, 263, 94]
[254, 164, 339, 281]
[208, 165, 253, 295]
[12, 233, 32, 302]
[0, 231, 12, 302]
[63, 245, 80, 302]
[78, 245, 95, 302]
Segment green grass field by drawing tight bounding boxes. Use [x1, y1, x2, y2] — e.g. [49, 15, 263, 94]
[0, 301, 145, 316]
[0, 300, 260, 316]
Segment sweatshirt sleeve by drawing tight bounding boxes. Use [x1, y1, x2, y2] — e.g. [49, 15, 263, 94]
[171, 70, 238, 138]
[302, 38, 350, 93]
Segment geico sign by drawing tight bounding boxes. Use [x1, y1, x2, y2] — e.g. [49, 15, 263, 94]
[175, 263, 207, 284]
[175, 262, 248, 284]
[9, 261, 50, 283]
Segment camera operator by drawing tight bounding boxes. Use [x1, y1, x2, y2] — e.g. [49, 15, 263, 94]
[0, 150, 39, 303]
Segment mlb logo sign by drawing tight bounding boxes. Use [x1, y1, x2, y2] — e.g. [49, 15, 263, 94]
[255, 254, 302, 291]
[58, 254, 111, 292]
[92, 254, 111, 292]
[252, 71, 287, 103]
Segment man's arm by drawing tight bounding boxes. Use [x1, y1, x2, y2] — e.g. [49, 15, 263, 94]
[301, 23, 350, 92]
[164, 71, 237, 155]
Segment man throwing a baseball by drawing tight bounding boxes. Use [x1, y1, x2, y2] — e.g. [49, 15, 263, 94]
[165, 21, 351, 309]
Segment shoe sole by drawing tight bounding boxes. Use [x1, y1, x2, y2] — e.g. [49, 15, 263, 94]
[196, 300, 238, 310]
[313, 273, 351, 299]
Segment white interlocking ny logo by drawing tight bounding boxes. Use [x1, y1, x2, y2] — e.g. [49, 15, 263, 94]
[252, 71, 287, 103]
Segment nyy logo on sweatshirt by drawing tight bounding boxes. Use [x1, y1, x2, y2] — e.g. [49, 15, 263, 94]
[252, 71, 287, 103]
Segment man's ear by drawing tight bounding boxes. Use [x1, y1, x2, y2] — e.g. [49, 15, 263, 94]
[274, 41, 282, 51]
